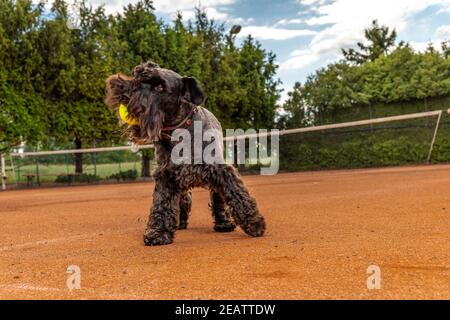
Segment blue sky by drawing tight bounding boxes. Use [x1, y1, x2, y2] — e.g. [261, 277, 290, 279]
[55, 0, 450, 102]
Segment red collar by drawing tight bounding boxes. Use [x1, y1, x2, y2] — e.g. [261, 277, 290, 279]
[160, 102, 199, 140]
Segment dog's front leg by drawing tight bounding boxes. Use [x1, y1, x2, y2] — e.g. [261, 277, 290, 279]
[144, 170, 181, 246]
[178, 190, 192, 230]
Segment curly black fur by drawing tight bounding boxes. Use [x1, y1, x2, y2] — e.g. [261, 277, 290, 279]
[210, 191, 236, 233]
[105, 61, 266, 246]
[178, 190, 192, 230]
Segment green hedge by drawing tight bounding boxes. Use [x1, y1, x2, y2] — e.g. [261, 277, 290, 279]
[55, 173, 100, 184]
[108, 169, 138, 181]
[278, 96, 450, 172]
[279, 134, 450, 172]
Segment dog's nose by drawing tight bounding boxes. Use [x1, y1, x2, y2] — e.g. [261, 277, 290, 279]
[139, 68, 159, 80]
[134, 63, 159, 78]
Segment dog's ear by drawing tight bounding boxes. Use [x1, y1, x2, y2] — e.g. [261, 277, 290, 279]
[105, 74, 133, 108]
[182, 77, 206, 106]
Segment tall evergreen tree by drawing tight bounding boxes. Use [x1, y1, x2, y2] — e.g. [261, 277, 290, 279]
[45, 0, 120, 173]
[342, 20, 398, 64]
[0, 0, 48, 152]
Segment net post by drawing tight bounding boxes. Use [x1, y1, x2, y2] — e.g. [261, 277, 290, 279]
[16, 156, 21, 184]
[93, 152, 97, 176]
[427, 110, 443, 163]
[1, 153, 6, 191]
[9, 154, 17, 185]
[35, 157, 41, 186]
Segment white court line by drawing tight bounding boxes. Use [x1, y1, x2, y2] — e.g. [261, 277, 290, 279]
[0, 283, 62, 292]
[0, 226, 141, 253]
[3, 283, 445, 299]
[0, 283, 148, 299]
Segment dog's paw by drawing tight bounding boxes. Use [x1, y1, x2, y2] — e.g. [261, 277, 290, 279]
[143, 230, 174, 246]
[243, 216, 266, 237]
[214, 221, 236, 233]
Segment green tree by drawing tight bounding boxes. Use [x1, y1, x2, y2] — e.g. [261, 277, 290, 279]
[442, 42, 450, 59]
[45, 0, 120, 173]
[117, 0, 163, 68]
[342, 20, 398, 64]
[0, 0, 48, 152]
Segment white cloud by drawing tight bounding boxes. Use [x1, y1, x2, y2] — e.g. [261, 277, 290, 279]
[179, 7, 230, 21]
[303, 0, 447, 27]
[35, 0, 253, 32]
[281, 50, 320, 70]
[409, 26, 450, 52]
[281, 0, 450, 71]
[408, 40, 443, 52]
[297, 0, 330, 13]
[153, 0, 237, 21]
[297, 0, 327, 6]
[87, 0, 237, 14]
[237, 26, 316, 40]
[179, 8, 255, 25]
[40, 0, 238, 18]
[275, 18, 305, 26]
[435, 25, 450, 39]
[153, 0, 235, 13]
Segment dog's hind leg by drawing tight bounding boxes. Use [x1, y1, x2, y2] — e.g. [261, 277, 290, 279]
[210, 191, 236, 233]
[178, 190, 192, 230]
[209, 165, 266, 237]
[144, 170, 181, 246]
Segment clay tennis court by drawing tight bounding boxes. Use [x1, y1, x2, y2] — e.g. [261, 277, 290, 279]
[0, 164, 449, 300]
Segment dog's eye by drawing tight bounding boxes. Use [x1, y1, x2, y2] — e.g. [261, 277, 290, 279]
[154, 84, 164, 93]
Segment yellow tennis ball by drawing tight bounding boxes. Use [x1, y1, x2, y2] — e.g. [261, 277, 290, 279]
[119, 104, 139, 126]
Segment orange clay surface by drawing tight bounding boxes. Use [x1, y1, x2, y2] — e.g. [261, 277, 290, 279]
[0, 165, 449, 300]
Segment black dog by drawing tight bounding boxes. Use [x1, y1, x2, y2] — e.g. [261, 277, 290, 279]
[105, 61, 266, 246]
